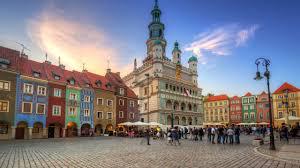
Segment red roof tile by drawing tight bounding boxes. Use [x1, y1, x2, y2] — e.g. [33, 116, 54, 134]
[0, 46, 20, 71]
[230, 96, 241, 100]
[244, 92, 252, 96]
[20, 59, 48, 80]
[62, 70, 81, 87]
[43, 62, 66, 84]
[273, 82, 300, 94]
[84, 71, 114, 92]
[206, 94, 229, 102]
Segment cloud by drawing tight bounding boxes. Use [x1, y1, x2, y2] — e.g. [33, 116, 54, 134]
[185, 24, 259, 63]
[27, 6, 133, 76]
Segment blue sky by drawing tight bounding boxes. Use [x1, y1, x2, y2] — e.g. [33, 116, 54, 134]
[0, 0, 299, 96]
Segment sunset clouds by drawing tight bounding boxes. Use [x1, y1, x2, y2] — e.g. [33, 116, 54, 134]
[27, 6, 132, 76]
[185, 24, 259, 64]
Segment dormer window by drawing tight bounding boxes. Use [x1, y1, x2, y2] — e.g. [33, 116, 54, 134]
[54, 75, 60, 80]
[95, 80, 102, 87]
[106, 82, 112, 89]
[85, 83, 90, 87]
[33, 71, 40, 78]
[119, 88, 125, 95]
[0, 58, 10, 69]
[69, 79, 75, 85]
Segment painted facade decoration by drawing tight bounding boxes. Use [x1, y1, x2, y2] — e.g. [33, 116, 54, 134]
[122, 1, 203, 125]
[0, 46, 19, 139]
[204, 95, 230, 125]
[15, 58, 48, 139]
[241, 92, 257, 123]
[84, 71, 116, 136]
[229, 96, 242, 124]
[256, 92, 271, 124]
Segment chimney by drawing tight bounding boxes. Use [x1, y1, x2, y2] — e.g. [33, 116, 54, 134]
[59, 64, 65, 69]
[116, 72, 120, 76]
[21, 53, 28, 59]
[106, 68, 111, 73]
[45, 61, 51, 65]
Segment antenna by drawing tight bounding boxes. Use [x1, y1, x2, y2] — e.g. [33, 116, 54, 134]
[107, 59, 110, 69]
[58, 56, 61, 65]
[15, 42, 30, 57]
[83, 63, 85, 71]
[45, 53, 48, 61]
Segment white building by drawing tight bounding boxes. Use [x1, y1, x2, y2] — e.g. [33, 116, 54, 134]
[123, 0, 203, 126]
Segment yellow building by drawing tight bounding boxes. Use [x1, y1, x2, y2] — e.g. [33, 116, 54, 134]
[204, 95, 230, 125]
[272, 82, 300, 127]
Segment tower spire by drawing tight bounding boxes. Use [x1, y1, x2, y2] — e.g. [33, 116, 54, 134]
[154, 0, 158, 8]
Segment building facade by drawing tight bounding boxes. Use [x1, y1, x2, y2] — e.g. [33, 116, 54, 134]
[122, 1, 203, 125]
[84, 72, 116, 135]
[203, 95, 229, 125]
[256, 91, 270, 123]
[241, 92, 257, 123]
[229, 96, 242, 124]
[0, 47, 19, 139]
[15, 58, 48, 139]
[272, 82, 300, 127]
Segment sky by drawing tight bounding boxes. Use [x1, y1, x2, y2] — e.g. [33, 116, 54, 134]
[0, 0, 300, 96]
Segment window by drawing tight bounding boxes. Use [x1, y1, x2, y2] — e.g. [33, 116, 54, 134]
[119, 111, 124, 118]
[144, 87, 149, 96]
[22, 102, 32, 113]
[84, 109, 90, 116]
[0, 101, 9, 112]
[52, 105, 61, 116]
[244, 105, 248, 110]
[250, 113, 255, 119]
[278, 95, 283, 99]
[97, 111, 103, 119]
[130, 112, 134, 119]
[97, 98, 103, 105]
[291, 102, 296, 107]
[243, 98, 248, 104]
[33, 72, 40, 78]
[54, 75, 60, 80]
[249, 104, 254, 110]
[130, 101, 135, 107]
[278, 112, 283, 118]
[260, 113, 263, 119]
[37, 86, 47, 96]
[69, 107, 76, 116]
[107, 112, 112, 119]
[23, 83, 33, 94]
[119, 88, 125, 95]
[144, 103, 148, 110]
[84, 96, 90, 102]
[54, 88, 62, 97]
[69, 93, 77, 100]
[165, 84, 168, 90]
[36, 103, 46, 114]
[291, 111, 296, 116]
[224, 101, 227, 105]
[258, 104, 263, 108]
[69, 79, 75, 85]
[219, 102, 223, 106]
[244, 114, 249, 119]
[107, 100, 113, 106]
[0, 124, 8, 134]
[0, 81, 10, 91]
[119, 99, 124, 106]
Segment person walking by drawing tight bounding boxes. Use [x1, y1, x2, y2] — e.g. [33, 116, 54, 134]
[280, 123, 289, 142]
[218, 126, 224, 144]
[211, 126, 216, 144]
[227, 127, 234, 144]
[199, 127, 204, 141]
[234, 125, 240, 144]
[167, 130, 172, 145]
[207, 126, 212, 142]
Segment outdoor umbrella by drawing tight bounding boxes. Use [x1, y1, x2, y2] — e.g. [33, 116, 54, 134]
[132, 121, 149, 126]
[148, 122, 162, 126]
[118, 122, 134, 126]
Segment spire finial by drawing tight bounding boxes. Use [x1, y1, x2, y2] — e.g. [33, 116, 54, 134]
[45, 53, 48, 61]
[134, 58, 137, 70]
[58, 56, 61, 65]
[83, 63, 85, 71]
[107, 59, 110, 69]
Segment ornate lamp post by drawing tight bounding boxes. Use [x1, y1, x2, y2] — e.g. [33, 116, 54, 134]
[254, 58, 275, 150]
[145, 73, 150, 145]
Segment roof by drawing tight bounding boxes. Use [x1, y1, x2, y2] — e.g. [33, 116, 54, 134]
[20, 59, 48, 80]
[0, 46, 20, 71]
[42, 62, 66, 84]
[62, 70, 81, 87]
[83, 71, 114, 92]
[273, 82, 300, 94]
[206, 94, 229, 102]
[230, 96, 241, 100]
[188, 55, 198, 63]
[244, 92, 252, 97]
[260, 91, 267, 95]
[72, 70, 92, 89]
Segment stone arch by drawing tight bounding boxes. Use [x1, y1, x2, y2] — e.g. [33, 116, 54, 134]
[174, 101, 179, 111]
[32, 122, 43, 139]
[188, 103, 192, 111]
[188, 117, 193, 125]
[48, 122, 63, 138]
[194, 117, 198, 125]
[166, 100, 172, 109]
[81, 123, 91, 137]
[175, 116, 180, 125]
[193, 104, 198, 112]
[95, 124, 103, 136]
[66, 122, 78, 137]
[167, 115, 172, 125]
[16, 121, 28, 139]
[180, 102, 186, 111]
[105, 124, 114, 136]
[182, 117, 187, 126]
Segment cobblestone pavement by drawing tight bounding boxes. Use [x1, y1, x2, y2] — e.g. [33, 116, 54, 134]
[0, 135, 299, 168]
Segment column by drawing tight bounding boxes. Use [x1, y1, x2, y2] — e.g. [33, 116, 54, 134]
[43, 128, 48, 139]
[11, 126, 16, 139]
[28, 127, 33, 140]
[62, 128, 66, 138]
[77, 127, 81, 137]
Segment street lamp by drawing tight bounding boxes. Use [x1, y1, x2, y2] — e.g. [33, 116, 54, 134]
[282, 89, 290, 126]
[254, 58, 275, 150]
[145, 73, 150, 145]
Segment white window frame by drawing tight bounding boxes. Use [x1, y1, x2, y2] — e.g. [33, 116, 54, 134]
[37, 86, 47, 96]
[97, 111, 103, 119]
[107, 112, 112, 120]
[107, 99, 113, 106]
[54, 88, 62, 97]
[23, 83, 33, 94]
[130, 112, 134, 119]
[22, 102, 32, 113]
[84, 96, 91, 102]
[52, 105, 61, 116]
[69, 93, 77, 100]
[119, 111, 124, 118]
[69, 107, 76, 116]
[130, 100, 135, 107]
[0, 100, 9, 112]
[119, 99, 124, 106]
[119, 88, 125, 95]
[97, 98, 103, 105]
[36, 103, 46, 114]
[0, 80, 10, 91]
[84, 109, 90, 116]
[244, 113, 249, 119]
